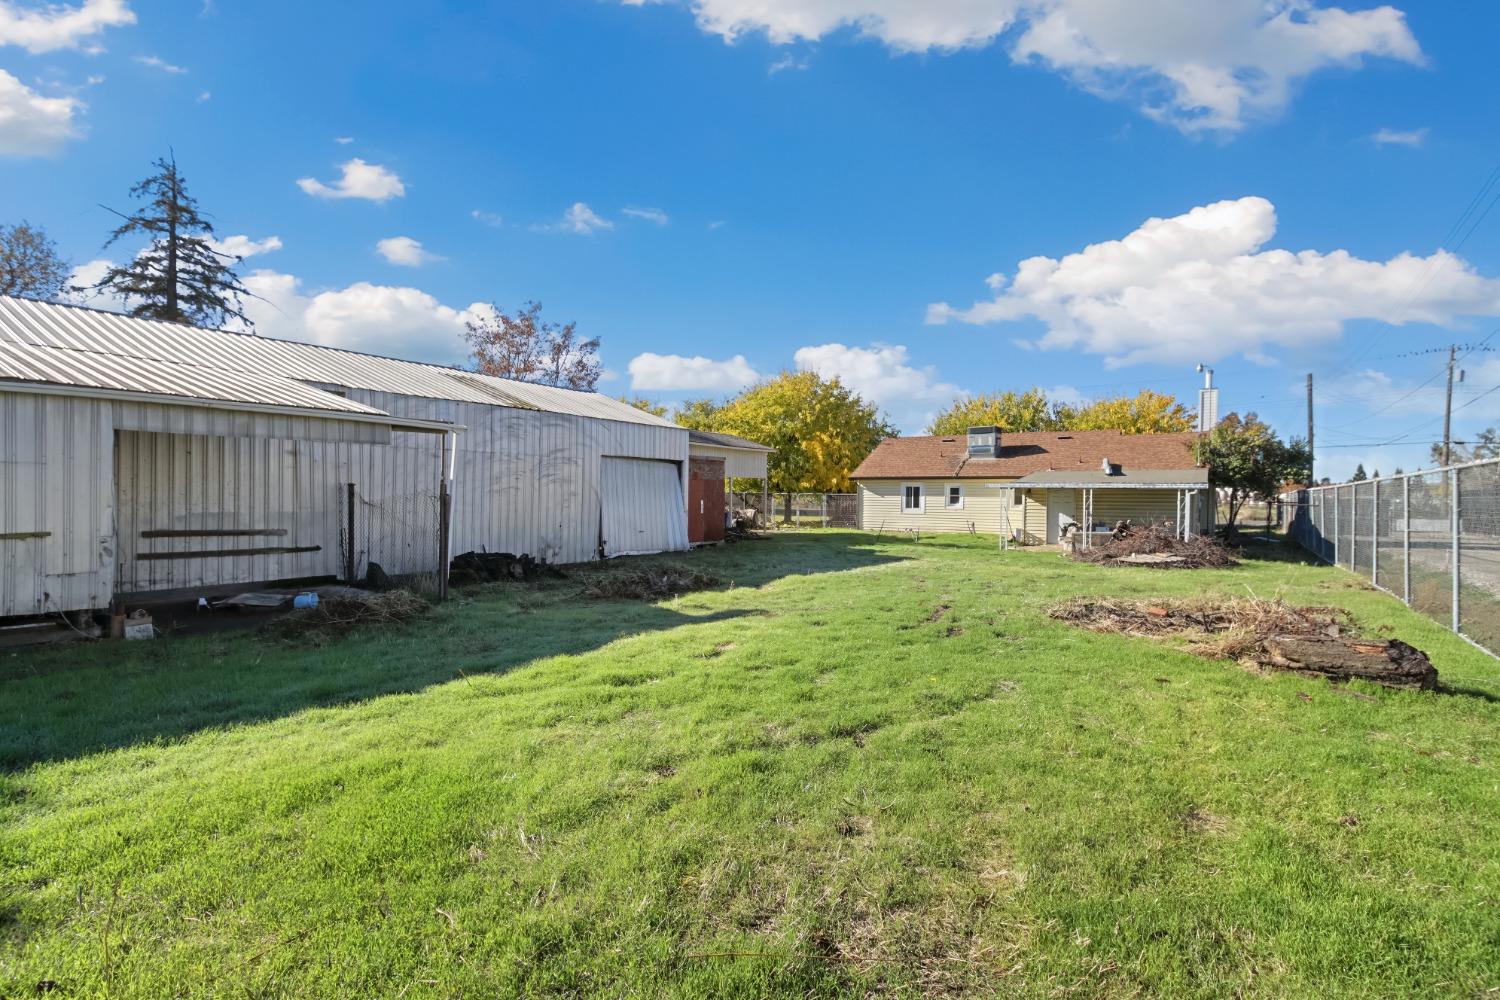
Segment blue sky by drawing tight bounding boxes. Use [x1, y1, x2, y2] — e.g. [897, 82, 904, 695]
[2, 0, 1498, 480]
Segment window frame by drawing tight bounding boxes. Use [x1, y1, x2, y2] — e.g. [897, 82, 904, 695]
[901, 483, 924, 513]
[946, 484, 964, 509]
[1012, 488, 1025, 507]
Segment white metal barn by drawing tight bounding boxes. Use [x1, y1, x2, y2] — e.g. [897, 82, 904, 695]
[0, 296, 689, 620]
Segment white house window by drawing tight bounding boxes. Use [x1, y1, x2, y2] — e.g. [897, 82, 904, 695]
[902, 484, 923, 512]
[947, 485, 964, 509]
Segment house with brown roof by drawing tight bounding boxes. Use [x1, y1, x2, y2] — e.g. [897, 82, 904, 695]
[850, 426, 1213, 545]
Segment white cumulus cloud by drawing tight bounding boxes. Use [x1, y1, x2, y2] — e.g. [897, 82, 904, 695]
[927, 196, 1500, 367]
[798, 340, 960, 410]
[375, 235, 442, 267]
[0, 0, 134, 54]
[208, 234, 282, 259]
[0, 69, 79, 156]
[628, 352, 760, 392]
[627, 0, 1422, 133]
[238, 270, 488, 364]
[297, 158, 405, 202]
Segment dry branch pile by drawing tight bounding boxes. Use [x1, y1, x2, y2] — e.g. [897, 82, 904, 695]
[265, 589, 430, 644]
[1073, 524, 1238, 569]
[581, 563, 724, 600]
[1048, 597, 1437, 690]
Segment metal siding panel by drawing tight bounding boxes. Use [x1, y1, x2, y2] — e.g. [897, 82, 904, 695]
[0, 392, 113, 616]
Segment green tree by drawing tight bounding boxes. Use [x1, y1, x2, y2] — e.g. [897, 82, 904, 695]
[616, 396, 667, 417]
[927, 388, 1060, 435]
[1193, 412, 1311, 528]
[689, 371, 893, 496]
[1351, 464, 1368, 482]
[672, 398, 724, 431]
[94, 154, 253, 328]
[0, 221, 68, 300]
[1430, 428, 1500, 465]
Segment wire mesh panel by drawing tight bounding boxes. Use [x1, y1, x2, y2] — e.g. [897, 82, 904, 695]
[1344, 485, 1356, 569]
[1282, 459, 1500, 658]
[339, 484, 443, 597]
[1375, 478, 1403, 598]
[1353, 481, 1376, 580]
[825, 494, 858, 528]
[1407, 469, 1453, 630]
[729, 490, 773, 528]
[1458, 462, 1500, 652]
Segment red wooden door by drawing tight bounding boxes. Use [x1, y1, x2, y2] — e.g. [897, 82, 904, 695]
[702, 474, 725, 542]
[688, 477, 707, 542]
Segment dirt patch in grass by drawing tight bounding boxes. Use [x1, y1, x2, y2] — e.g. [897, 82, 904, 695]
[580, 563, 724, 600]
[1050, 596, 1349, 652]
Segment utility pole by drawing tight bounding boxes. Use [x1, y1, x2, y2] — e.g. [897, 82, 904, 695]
[1442, 345, 1457, 467]
[1306, 372, 1314, 485]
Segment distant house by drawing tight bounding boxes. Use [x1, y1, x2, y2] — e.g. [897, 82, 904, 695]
[851, 426, 1213, 544]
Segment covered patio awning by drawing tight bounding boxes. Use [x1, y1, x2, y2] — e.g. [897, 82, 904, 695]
[1000, 467, 1210, 548]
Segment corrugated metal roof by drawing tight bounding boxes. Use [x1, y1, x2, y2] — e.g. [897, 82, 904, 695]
[688, 429, 773, 451]
[1014, 468, 1209, 487]
[0, 338, 387, 416]
[0, 297, 679, 429]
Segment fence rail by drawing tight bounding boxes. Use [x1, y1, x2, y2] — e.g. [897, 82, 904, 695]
[728, 492, 858, 529]
[1281, 457, 1500, 658]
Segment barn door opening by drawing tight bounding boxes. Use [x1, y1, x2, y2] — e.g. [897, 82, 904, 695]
[600, 457, 688, 557]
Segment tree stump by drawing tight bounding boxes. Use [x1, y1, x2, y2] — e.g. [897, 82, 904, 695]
[1259, 636, 1437, 690]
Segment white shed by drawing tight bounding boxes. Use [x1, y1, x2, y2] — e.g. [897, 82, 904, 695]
[0, 297, 689, 620]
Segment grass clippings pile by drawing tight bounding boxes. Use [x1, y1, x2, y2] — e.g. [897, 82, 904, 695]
[581, 562, 724, 600]
[1049, 595, 1437, 689]
[1074, 523, 1239, 569]
[265, 589, 430, 645]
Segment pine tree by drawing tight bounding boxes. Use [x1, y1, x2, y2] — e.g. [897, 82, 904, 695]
[94, 153, 252, 328]
[1351, 464, 1368, 482]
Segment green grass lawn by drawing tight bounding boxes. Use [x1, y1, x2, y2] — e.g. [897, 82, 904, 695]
[2, 532, 1498, 998]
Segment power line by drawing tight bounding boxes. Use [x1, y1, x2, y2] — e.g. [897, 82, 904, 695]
[1319, 158, 1500, 383]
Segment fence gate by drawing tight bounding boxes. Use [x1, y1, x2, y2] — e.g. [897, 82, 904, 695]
[338, 482, 447, 598]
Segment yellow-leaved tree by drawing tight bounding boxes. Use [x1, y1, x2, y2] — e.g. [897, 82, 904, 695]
[926, 388, 1062, 435]
[615, 395, 668, 417]
[1060, 389, 1195, 434]
[677, 371, 894, 496]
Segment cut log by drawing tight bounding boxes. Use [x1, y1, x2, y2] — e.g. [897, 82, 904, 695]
[1259, 635, 1437, 691]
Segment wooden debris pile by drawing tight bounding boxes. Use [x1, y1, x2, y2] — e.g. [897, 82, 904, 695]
[448, 551, 563, 587]
[1074, 523, 1239, 569]
[1048, 597, 1437, 690]
[581, 563, 723, 600]
[265, 588, 430, 644]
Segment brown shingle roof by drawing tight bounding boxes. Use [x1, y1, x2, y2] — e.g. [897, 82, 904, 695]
[850, 430, 1202, 480]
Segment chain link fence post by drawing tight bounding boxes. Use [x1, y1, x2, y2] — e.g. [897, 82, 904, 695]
[1403, 473, 1411, 605]
[1452, 469, 1462, 633]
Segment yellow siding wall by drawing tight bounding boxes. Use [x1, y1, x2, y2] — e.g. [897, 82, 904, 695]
[1089, 489, 1182, 529]
[857, 480, 1045, 541]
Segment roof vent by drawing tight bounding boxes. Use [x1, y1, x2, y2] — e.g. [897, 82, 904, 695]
[1101, 457, 1122, 476]
[940, 437, 957, 443]
[966, 426, 999, 459]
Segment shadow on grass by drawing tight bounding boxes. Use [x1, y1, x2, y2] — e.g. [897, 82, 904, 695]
[0, 532, 906, 770]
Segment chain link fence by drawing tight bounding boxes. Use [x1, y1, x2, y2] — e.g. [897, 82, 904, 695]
[338, 483, 448, 598]
[1282, 457, 1500, 657]
[728, 492, 859, 529]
